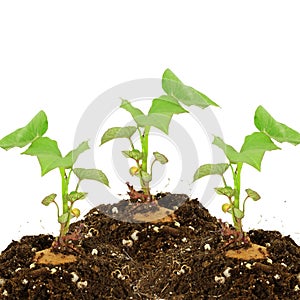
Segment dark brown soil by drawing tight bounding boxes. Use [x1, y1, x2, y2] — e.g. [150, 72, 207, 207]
[0, 195, 299, 299]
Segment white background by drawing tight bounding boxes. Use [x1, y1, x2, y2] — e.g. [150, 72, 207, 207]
[0, 1, 299, 252]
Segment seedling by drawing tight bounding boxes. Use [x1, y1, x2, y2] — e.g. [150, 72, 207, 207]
[194, 105, 300, 239]
[0, 111, 109, 243]
[100, 68, 219, 201]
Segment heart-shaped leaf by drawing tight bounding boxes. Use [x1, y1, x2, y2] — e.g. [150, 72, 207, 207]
[58, 213, 69, 224]
[122, 149, 143, 160]
[120, 99, 146, 126]
[62, 141, 90, 169]
[141, 171, 152, 183]
[0, 110, 48, 150]
[153, 151, 168, 164]
[238, 132, 280, 170]
[162, 69, 219, 108]
[41, 193, 57, 206]
[149, 95, 188, 114]
[73, 168, 109, 187]
[67, 191, 87, 202]
[245, 188, 261, 201]
[143, 113, 173, 134]
[23, 138, 90, 175]
[212, 136, 240, 163]
[22, 137, 63, 175]
[213, 133, 280, 171]
[254, 105, 300, 145]
[233, 208, 244, 219]
[100, 126, 137, 145]
[147, 95, 189, 133]
[193, 163, 229, 182]
[215, 187, 236, 198]
[121, 99, 174, 134]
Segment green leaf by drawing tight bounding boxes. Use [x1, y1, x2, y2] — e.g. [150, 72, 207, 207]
[141, 171, 152, 183]
[193, 163, 229, 182]
[122, 149, 143, 160]
[143, 113, 173, 134]
[62, 141, 90, 168]
[120, 99, 146, 127]
[100, 126, 137, 145]
[215, 187, 236, 198]
[254, 105, 300, 145]
[0, 111, 48, 150]
[73, 168, 110, 187]
[22, 138, 90, 175]
[162, 69, 219, 108]
[149, 95, 188, 114]
[120, 99, 172, 134]
[153, 151, 168, 164]
[213, 133, 280, 171]
[122, 151, 131, 158]
[41, 193, 57, 206]
[239, 132, 280, 170]
[67, 191, 87, 202]
[146, 95, 189, 134]
[212, 136, 241, 163]
[22, 137, 63, 175]
[120, 97, 184, 134]
[233, 208, 244, 219]
[58, 213, 69, 224]
[245, 188, 261, 201]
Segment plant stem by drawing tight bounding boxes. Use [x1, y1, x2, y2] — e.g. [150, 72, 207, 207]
[232, 162, 243, 231]
[129, 137, 135, 150]
[242, 196, 249, 216]
[150, 159, 157, 177]
[75, 179, 81, 192]
[141, 126, 150, 173]
[221, 175, 227, 187]
[53, 201, 60, 221]
[236, 218, 243, 236]
[141, 126, 150, 195]
[59, 167, 72, 237]
[233, 163, 243, 208]
[59, 167, 68, 215]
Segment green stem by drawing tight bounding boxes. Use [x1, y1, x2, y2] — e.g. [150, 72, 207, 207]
[242, 196, 249, 216]
[141, 126, 150, 173]
[59, 167, 68, 215]
[140, 126, 150, 194]
[53, 201, 60, 221]
[75, 179, 81, 192]
[150, 159, 157, 178]
[129, 137, 135, 150]
[221, 175, 227, 187]
[233, 162, 243, 231]
[136, 128, 145, 191]
[59, 168, 73, 237]
[233, 163, 243, 208]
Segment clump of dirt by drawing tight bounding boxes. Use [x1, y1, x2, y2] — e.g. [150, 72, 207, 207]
[0, 195, 299, 299]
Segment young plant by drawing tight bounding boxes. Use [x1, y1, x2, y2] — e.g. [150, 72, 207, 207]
[193, 105, 300, 239]
[100, 68, 219, 201]
[0, 111, 109, 243]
